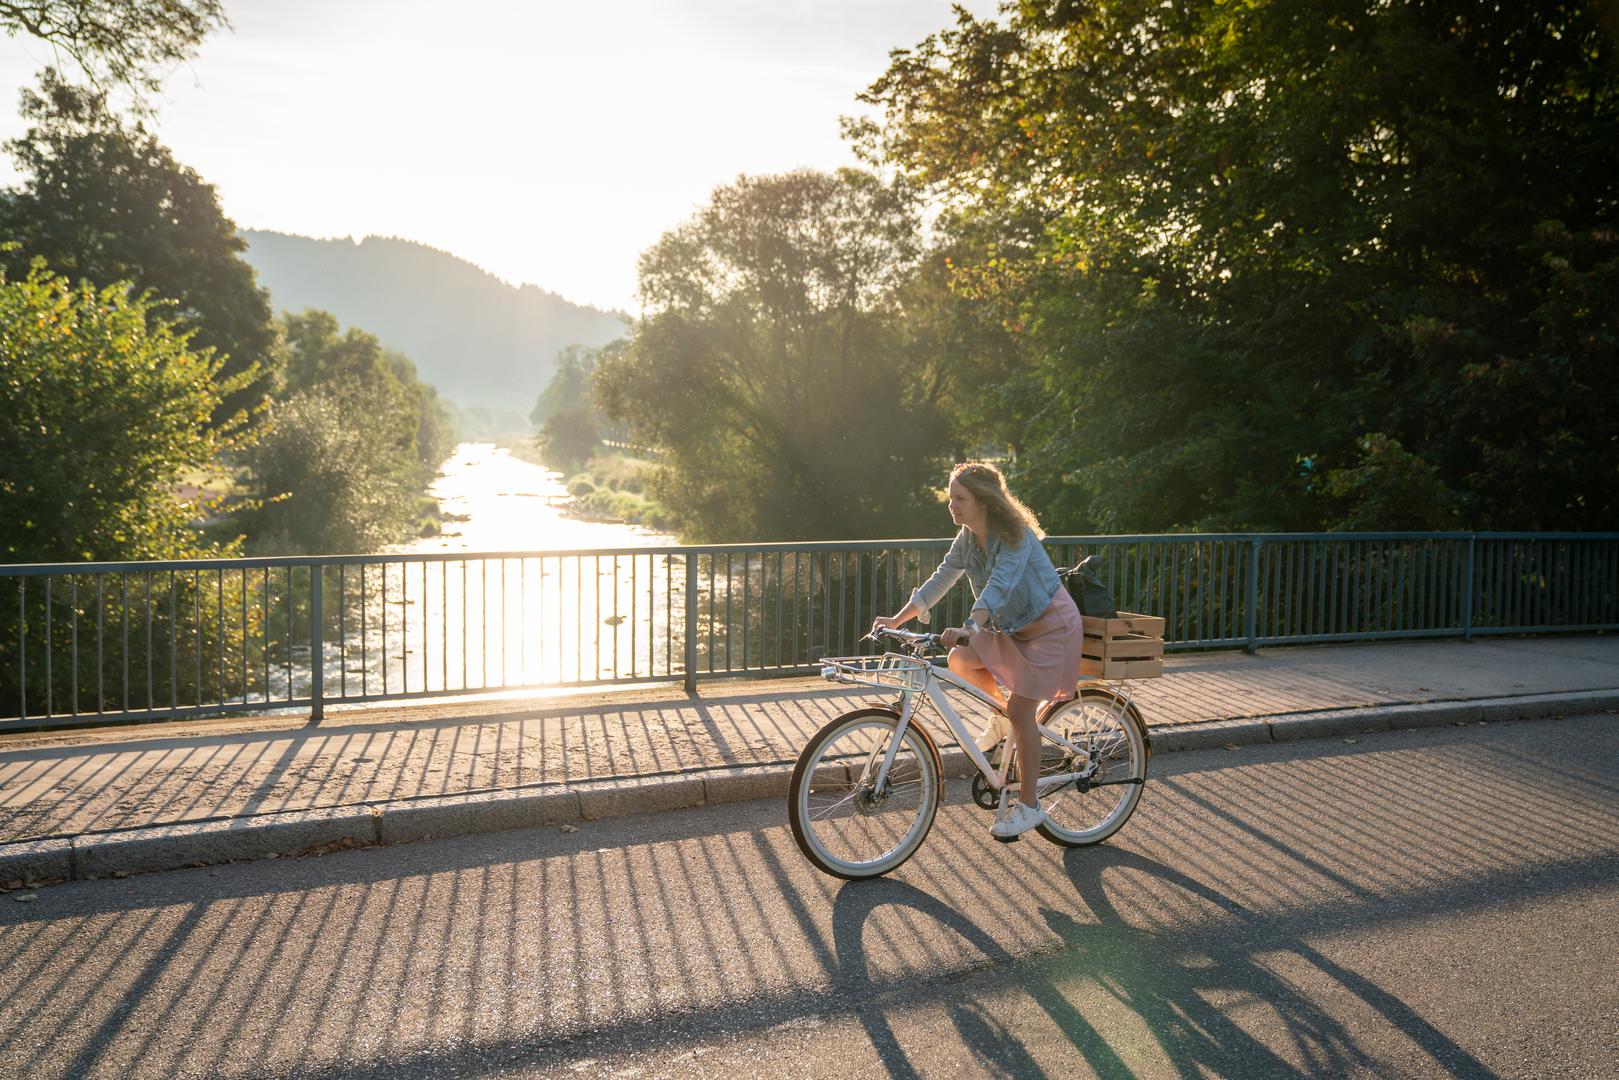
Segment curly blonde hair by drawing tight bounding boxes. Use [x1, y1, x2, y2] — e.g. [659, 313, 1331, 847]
[950, 461, 1044, 546]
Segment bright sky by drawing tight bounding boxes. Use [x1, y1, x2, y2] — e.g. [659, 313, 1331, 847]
[0, 0, 996, 313]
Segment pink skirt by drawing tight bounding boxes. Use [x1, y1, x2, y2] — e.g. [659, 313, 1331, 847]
[970, 588, 1084, 702]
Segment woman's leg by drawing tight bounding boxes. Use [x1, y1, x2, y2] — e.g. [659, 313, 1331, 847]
[1006, 694, 1041, 809]
[947, 646, 1006, 710]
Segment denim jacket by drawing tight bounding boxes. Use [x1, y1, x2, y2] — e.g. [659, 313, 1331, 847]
[909, 526, 1061, 634]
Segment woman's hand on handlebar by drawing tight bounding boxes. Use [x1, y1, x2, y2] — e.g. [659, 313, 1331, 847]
[870, 614, 906, 635]
[939, 626, 972, 648]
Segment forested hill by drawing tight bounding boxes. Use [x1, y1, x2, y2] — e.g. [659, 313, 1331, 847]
[241, 231, 628, 409]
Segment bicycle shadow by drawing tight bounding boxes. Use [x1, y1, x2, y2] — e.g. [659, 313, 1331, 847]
[828, 846, 1500, 1079]
[829, 877, 1126, 1080]
[1058, 846, 1496, 1078]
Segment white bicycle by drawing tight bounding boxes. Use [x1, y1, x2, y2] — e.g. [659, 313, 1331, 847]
[788, 626, 1151, 879]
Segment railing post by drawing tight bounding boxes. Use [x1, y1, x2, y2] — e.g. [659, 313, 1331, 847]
[1462, 534, 1476, 641]
[17, 579, 25, 721]
[1244, 538, 1261, 654]
[309, 564, 324, 721]
[684, 551, 699, 693]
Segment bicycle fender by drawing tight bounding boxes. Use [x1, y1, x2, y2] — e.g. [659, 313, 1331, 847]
[1055, 687, 1152, 761]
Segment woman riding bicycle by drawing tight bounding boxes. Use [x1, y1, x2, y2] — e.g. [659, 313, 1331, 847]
[871, 462, 1084, 841]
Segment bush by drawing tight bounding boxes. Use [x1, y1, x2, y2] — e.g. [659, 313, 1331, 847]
[539, 405, 600, 475]
[243, 382, 420, 553]
[0, 261, 247, 562]
[0, 261, 252, 717]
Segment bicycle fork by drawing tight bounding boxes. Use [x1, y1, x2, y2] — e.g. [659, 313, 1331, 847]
[860, 695, 920, 803]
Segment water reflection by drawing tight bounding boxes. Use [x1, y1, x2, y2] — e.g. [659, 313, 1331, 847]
[293, 444, 931, 702]
[314, 443, 682, 697]
[401, 442, 675, 554]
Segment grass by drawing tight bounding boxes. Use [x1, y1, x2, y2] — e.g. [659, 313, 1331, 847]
[494, 436, 671, 530]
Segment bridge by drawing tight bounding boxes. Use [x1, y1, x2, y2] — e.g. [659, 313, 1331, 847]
[3, 531, 1616, 730]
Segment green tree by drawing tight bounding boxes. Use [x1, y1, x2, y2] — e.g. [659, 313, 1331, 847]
[0, 258, 264, 721]
[539, 405, 601, 476]
[856, 0, 1619, 532]
[0, 260, 246, 562]
[243, 309, 453, 553]
[244, 385, 421, 554]
[530, 344, 601, 429]
[386, 347, 458, 475]
[596, 169, 954, 541]
[0, 74, 276, 420]
[1322, 434, 1462, 532]
[0, 1, 226, 110]
[529, 342, 614, 474]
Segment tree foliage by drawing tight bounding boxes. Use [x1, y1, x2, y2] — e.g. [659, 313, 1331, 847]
[0, 260, 246, 562]
[531, 343, 607, 475]
[596, 169, 954, 541]
[243, 309, 454, 554]
[0, 74, 276, 420]
[530, 344, 599, 430]
[0, 0, 227, 110]
[384, 346, 457, 479]
[856, 0, 1619, 532]
[245, 386, 421, 555]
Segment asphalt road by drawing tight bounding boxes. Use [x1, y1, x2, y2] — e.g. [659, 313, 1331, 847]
[1, 713, 1615, 1079]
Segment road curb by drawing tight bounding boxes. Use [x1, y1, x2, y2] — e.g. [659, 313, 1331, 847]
[74, 807, 380, 880]
[3, 690, 1615, 887]
[0, 837, 73, 886]
[1150, 717, 1275, 753]
[376, 789, 580, 846]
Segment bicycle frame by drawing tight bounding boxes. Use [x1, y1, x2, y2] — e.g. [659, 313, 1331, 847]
[866, 654, 1130, 806]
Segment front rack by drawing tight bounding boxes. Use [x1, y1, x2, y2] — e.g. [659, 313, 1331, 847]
[819, 653, 932, 693]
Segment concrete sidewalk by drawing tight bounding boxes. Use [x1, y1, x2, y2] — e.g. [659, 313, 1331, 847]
[2, 635, 1616, 885]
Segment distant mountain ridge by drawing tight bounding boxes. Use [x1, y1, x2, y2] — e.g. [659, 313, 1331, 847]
[241, 231, 628, 410]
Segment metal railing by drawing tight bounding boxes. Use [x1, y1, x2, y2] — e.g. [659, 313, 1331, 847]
[3, 532, 1615, 731]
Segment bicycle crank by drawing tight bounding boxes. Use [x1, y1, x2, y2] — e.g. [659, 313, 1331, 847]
[970, 772, 999, 810]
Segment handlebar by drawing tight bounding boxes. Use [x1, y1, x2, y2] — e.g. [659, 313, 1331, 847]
[865, 626, 943, 652]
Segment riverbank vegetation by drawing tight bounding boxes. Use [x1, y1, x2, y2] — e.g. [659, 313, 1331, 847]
[500, 435, 670, 532]
[0, 264, 252, 563]
[239, 310, 456, 553]
[521, 342, 674, 531]
[596, 169, 953, 542]
[591, 2, 1616, 540]
[4, 0, 1613, 563]
[0, 15, 457, 561]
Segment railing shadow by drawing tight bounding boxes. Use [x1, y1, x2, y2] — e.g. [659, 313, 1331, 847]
[1, 720, 1615, 1078]
[0, 684, 869, 842]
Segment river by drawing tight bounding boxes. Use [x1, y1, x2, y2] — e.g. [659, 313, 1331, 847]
[306, 442, 685, 696]
[397, 441, 676, 555]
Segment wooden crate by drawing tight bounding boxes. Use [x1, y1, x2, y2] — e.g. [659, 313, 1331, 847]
[1080, 611, 1165, 679]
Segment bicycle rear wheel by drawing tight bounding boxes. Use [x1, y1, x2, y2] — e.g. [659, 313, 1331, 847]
[1035, 688, 1149, 847]
[788, 707, 941, 879]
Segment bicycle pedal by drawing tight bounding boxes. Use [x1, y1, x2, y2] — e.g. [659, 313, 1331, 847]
[992, 832, 1021, 845]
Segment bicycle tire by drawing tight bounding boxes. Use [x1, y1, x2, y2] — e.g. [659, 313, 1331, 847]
[1034, 687, 1149, 847]
[788, 707, 942, 879]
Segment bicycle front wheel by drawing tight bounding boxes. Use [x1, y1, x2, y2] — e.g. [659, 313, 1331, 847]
[1035, 688, 1149, 847]
[788, 707, 941, 879]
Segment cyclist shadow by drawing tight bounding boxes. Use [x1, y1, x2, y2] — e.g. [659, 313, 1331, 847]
[1053, 846, 1498, 1078]
[829, 850, 1497, 1079]
[829, 877, 1124, 1080]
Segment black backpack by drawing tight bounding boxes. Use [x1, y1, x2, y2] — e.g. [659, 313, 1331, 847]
[1058, 554, 1119, 619]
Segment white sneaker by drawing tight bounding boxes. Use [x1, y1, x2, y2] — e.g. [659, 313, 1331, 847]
[975, 712, 1010, 752]
[990, 801, 1045, 841]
